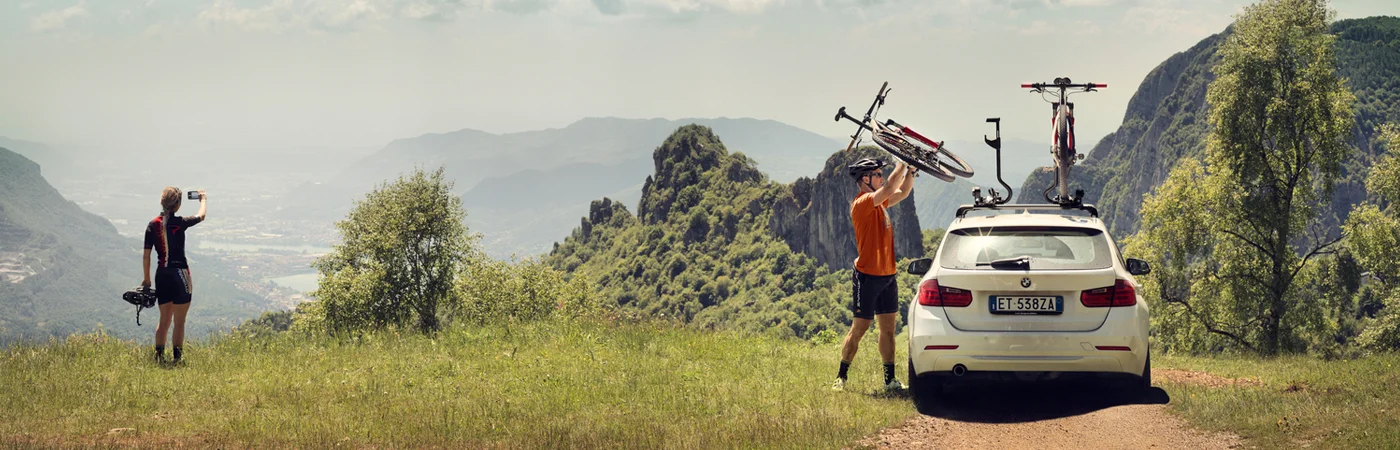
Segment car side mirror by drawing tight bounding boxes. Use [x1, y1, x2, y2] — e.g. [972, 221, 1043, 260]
[1126, 258, 1151, 276]
[907, 258, 933, 275]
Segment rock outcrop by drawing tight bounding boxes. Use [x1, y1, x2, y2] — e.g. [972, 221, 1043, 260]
[770, 146, 924, 273]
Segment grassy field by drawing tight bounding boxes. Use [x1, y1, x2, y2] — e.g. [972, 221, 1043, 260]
[0, 318, 916, 449]
[1157, 353, 1400, 449]
[9, 315, 1400, 449]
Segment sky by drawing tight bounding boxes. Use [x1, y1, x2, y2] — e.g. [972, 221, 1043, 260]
[1, 0, 1395, 156]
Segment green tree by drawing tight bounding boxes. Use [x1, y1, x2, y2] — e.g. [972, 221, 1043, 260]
[1129, 0, 1357, 354]
[308, 166, 479, 334]
[922, 228, 945, 256]
[1205, 0, 1356, 354]
[1344, 124, 1400, 351]
[1125, 159, 1224, 353]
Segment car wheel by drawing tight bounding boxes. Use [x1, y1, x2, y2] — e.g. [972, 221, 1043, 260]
[908, 357, 942, 403]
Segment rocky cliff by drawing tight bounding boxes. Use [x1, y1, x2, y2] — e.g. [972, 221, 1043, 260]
[770, 146, 924, 273]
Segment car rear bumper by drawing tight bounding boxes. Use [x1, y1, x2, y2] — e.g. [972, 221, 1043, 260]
[912, 344, 1136, 374]
[907, 304, 1148, 377]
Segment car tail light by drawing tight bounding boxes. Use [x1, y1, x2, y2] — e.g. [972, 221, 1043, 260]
[1080, 279, 1137, 307]
[918, 280, 973, 307]
[924, 345, 959, 350]
[1095, 346, 1131, 351]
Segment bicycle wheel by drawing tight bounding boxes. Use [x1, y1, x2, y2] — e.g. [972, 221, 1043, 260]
[935, 144, 975, 179]
[886, 123, 974, 179]
[1053, 105, 1072, 201]
[872, 130, 955, 182]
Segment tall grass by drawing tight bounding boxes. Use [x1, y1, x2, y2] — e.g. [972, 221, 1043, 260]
[1158, 353, 1400, 449]
[1, 318, 915, 449]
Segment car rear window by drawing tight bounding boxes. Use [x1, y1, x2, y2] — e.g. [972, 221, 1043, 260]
[938, 226, 1115, 270]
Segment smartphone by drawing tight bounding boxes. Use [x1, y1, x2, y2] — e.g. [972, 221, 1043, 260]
[187, 190, 201, 200]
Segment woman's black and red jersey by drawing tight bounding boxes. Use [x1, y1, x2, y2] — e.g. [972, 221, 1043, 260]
[144, 213, 203, 269]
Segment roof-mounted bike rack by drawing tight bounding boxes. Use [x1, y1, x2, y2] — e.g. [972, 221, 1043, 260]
[971, 118, 1015, 208]
[955, 202, 1100, 218]
[960, 116, 1098, 219]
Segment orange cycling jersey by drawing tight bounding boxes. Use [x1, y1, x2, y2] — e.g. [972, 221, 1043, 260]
[851, 192, 895, 276]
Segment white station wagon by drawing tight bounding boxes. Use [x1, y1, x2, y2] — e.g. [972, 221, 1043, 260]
[904, 204, 1152, 400]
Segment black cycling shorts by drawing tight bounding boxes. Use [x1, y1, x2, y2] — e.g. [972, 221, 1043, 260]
[155, 267, 193, 305]
[851, 270, 898, 320]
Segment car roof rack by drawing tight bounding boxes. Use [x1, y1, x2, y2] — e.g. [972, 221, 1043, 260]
[955, 203, 1100, 218]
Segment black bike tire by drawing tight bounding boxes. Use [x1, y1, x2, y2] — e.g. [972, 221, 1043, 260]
[1054, 106, 1072, 201]
[873, 131, 955, 182]
[935, 145, 975, 178]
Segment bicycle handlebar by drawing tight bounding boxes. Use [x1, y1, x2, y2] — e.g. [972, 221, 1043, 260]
[1022, 82, 1106, 90]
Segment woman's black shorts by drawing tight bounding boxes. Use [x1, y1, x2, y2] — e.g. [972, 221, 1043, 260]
[154, 267, 193, 305]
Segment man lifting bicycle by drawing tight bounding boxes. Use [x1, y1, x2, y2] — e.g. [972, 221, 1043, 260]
[833, 157, 916, 392]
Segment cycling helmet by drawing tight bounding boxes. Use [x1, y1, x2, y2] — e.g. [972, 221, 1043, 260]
[847, 158, 887, 180]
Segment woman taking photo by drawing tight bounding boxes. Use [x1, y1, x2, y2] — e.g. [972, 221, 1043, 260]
[142, 187, 206, 365]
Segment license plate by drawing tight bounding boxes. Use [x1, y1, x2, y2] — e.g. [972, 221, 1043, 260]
[990, 296, 1063, 314]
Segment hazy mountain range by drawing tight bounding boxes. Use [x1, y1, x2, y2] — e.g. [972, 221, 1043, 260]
[276, 117, 993, 258]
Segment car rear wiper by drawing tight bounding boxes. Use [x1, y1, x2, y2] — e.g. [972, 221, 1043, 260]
[977, 256, 1031, 269]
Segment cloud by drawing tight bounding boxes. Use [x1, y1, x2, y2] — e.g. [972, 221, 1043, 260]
[196, 0, 296, 33]
[723, 24, 759, 39]
[591, 0, 624, 15]
[1121, 0, 1225, 36]
[30, 2, 89, 32]
[816, 0, 895, 10]
[1009, 16, 1100, 36]
[1045, 0, 1115, 6]
[192, 0, 483, 32]
[400, 0, 481, 21]
[1072, 19, 1101, 35]
[491, 0, 555, 14]
[1018, 19, 1054, 34]
[598, 0, 787, 16]
[845, 1, 988, 39]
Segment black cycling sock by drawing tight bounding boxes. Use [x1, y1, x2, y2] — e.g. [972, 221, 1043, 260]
[838, 360, 851, 380]
[172, 346, 183, 362]
[154, 345, 165, 357]
[884, 362, 895, 384]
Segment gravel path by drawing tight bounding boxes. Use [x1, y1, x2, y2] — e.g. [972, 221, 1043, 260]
[848, 372, 1245, 450]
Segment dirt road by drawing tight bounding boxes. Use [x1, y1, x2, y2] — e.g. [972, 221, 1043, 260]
[849, 370, 1245, 450]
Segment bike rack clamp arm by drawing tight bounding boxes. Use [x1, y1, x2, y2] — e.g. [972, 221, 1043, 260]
[981, 118, 1013, 205]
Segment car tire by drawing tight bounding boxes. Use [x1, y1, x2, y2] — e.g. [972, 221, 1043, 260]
[1141, 350, 1152, 390]
[908, 357, 942, 403]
